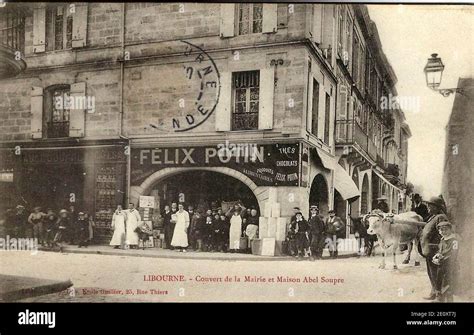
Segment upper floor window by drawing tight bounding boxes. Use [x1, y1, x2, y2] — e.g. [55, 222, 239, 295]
[46, 4, 73, 51]
[311, 79, 320, 136]
[238, 3, 263, 35]
[0, 7, 25, 54]
[45, 85, 71, 138]
[232, 70, 260, 130]
[337, 7, 344, 56]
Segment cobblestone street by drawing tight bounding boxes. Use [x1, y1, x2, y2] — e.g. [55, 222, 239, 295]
[2, 250, 466, 302]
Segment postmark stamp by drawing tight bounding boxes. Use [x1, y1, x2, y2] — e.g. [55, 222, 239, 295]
[150, 40, 220, 132]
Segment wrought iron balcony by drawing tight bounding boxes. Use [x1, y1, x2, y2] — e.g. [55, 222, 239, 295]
[335, 119, 378, 162]
[232, 112, 258, 131]
[0, 5, 26, 79]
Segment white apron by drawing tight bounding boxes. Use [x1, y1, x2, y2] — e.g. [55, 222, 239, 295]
[110, 212, 126, 246]
[229, 215, 242, 250]
[171, 211, 189, 247]
[125, 209, 141, 246]
[245, 224, 258, 241]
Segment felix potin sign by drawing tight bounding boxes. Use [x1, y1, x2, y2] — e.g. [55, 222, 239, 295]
[131, 142, 300, 187]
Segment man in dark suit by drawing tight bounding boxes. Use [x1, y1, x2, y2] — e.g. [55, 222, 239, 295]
[162, 205, 173, 249]
[308, 205, 325, 260]
[411, 193, 429, 221]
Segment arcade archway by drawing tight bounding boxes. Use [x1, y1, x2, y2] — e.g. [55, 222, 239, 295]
[131, 167, 264, 214]
[150, 170, 260, 213]
[309, 174, 329, 216]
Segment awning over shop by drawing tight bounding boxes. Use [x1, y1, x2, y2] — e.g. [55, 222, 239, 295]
[314, 147, 337, 170]
[372, 169, 403, 193]
[334, 164, 360, 201]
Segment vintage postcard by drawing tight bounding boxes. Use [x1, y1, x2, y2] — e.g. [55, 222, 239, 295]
[0, 2, 472, 307]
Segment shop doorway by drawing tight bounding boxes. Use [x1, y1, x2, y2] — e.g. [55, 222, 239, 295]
[149, 170, 260, 214]
[309, 174, 329, 216]
[21, 164, 86, 211]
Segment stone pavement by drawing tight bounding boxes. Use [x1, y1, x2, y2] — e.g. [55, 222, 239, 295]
[45, 244, 359, 261]
[0, 274, 73, 302]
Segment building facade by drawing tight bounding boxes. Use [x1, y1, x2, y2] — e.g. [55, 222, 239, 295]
[0, 3, 410, 240]
[441, 78, 473, 294]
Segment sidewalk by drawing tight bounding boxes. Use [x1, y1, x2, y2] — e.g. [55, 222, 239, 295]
[0, 274, 73, 302]
[42, 245, 359, 262]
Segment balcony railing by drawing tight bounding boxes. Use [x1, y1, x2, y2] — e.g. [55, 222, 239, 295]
[335, 119, 378, 162]
[232, 113, 258, 131]
[47, 121, 70, 138]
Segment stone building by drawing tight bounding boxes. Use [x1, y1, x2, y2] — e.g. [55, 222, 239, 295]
[441, 77, 473, 294]
[0, 3, 410, 240]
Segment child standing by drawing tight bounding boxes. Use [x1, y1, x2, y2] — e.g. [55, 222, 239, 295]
[432, 221, 459, 302]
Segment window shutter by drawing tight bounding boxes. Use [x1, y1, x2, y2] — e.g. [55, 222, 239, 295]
[30, 87, 44, 139]
[215, 72, 232, 131]
[262, 4, 278, 33]
[69, 82, 86, 137]
[348, 94, 354, 119]
[220, 4, 235, 38]
[33, 7, 46, 53]
[337, 85, 347, 119]
[258, 68, 274, 130]
[72, 3, 88, 48]
[306, 73, 314, 133]
[312, 5, 323, 44]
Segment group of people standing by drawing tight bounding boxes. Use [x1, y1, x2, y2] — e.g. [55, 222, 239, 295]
[2, 204, 94, 248]
[161, 202, 259, 253]
[288, 206, 345, 260]
[109, 203, 142, 249]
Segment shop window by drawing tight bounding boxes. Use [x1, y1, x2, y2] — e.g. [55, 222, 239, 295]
[45, 85, 71, 138]
[232, 70, 260, 130]
[237, 3, 263, 35]
[311, 78, 320, 136]
[46, 4, 73, 51]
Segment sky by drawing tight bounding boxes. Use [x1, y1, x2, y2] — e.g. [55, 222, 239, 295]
[367, 5, 473, 199]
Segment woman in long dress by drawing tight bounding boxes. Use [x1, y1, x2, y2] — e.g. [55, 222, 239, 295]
[125, 203, 141, 248]
[110, 205, 126, 249]
[171, 203, 190, 252]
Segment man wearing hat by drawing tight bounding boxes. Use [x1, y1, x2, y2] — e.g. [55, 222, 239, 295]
[289, 211, 309, 259]
[14, 205, 28, 238]
[308, 205, 325, 260]
[432, 221, 459, 302]
[325, 209, 344, 258]
[375, 196, 389, 213]
[419, 196, 448, 300]
[411, 193, 429, 221]
[76, 212, 90, 248]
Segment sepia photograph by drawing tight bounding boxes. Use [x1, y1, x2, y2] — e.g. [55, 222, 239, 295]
[0, 0, 472, 316]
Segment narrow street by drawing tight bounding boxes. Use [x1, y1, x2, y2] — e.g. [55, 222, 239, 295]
[0, 250, 448, 302]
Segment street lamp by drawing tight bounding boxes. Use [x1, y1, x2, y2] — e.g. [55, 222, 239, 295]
[424, 53, 464, 97]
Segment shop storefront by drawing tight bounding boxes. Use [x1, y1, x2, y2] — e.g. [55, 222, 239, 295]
[0, 139, 127, 243]
[130, 141, 301, 215]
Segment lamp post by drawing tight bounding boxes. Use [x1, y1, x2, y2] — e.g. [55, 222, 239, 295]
[424, 53, 464, 97]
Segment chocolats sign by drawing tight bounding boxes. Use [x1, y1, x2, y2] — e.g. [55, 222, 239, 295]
[131, 142, 300, 186]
